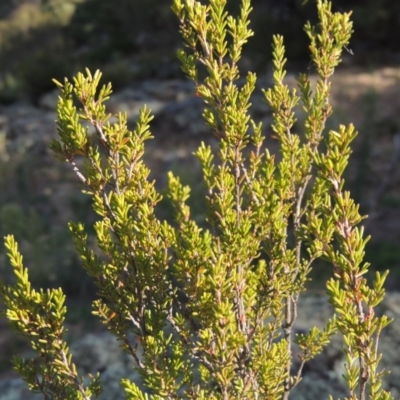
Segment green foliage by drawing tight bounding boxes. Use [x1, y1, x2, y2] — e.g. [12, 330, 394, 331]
[0, 1, 395, 399]
[0, 235, 102, 399]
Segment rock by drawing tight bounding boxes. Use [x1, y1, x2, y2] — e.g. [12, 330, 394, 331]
[0, 114, 9, 161]
[38, 90, 59, 111]
[70, 331, 142, 400]
[0, 377, 42, 400]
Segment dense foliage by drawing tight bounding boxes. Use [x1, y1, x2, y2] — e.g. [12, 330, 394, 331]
[0, 0, 395, 399]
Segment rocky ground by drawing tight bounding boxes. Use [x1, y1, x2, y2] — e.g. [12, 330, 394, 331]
[1, 65, 400, 399]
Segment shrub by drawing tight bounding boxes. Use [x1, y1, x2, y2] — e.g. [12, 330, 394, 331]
[0, 0, 394, 399]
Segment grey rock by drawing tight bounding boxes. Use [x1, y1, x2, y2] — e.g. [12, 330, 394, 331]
[0, 377, 42, 400]
[38, 90, 59, 111]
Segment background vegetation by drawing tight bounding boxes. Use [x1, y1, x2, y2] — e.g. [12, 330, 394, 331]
[0, 0, 400, 103]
